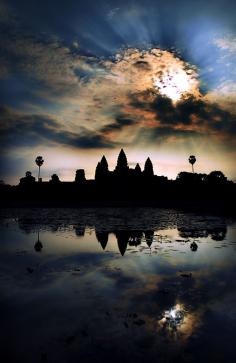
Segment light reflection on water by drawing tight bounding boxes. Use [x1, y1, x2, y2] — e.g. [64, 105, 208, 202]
[0, 208, 236, 363]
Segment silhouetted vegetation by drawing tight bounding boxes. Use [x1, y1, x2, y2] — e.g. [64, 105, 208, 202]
[19, 171, 36, 185]
[35, 156, 44, 182]
[189, 155, 196, 173]
[1, 149, 236, 214]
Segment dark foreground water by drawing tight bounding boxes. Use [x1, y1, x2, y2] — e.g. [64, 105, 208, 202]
[0, 208, 236, 363]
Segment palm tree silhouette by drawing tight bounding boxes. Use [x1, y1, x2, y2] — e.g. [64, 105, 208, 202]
[188, 155, 196, 173]
[35, 156, 44, 181]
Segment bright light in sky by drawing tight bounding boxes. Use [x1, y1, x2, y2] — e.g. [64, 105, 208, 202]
[154, 69, 192, 101]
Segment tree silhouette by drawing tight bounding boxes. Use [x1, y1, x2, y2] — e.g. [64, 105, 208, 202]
[208, 171, 227, 184]
[35, 156, 44, 181]
[143, 157, 154, 177]
[26, 171, 32, 178]
[188, 155, 196, 173]
[115, 149, 129, 176]
[20, 171, 36, 185]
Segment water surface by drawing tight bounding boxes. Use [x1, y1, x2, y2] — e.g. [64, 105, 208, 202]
[0, 208, 236, 363]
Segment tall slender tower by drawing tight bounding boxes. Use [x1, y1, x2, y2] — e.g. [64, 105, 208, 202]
[115, 149, 129, 176]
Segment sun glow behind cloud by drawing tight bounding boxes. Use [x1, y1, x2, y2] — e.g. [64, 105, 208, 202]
[153, 68, 196, 101]
[1, 44, 236, 182]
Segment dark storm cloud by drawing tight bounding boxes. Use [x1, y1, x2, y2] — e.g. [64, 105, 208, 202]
[130, 92, 236, 135]
[100, 115, 136, 133]
[0, 106, 114, 150]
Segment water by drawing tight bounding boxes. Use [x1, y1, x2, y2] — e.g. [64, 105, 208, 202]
[0, 208, 236, 363]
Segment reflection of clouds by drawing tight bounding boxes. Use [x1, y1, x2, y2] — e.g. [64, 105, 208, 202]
[105, 257, 236, 343]
[1, 209, 236, 363]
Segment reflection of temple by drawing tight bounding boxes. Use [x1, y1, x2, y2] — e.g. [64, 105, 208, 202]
[95, 231, 109, 250]
[94, 227, 155, 255]
[115, 231, 130, 256]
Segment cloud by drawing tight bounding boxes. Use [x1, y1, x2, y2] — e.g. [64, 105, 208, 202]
[213, 36, 236, 52]
[2, 38, 235, 151]
[0, 106, 115, 150]
[0, 35, 93, 94]
[107, 7, 120, 20]
[100, 115, 137, 133]
[129, 91, 236, 144]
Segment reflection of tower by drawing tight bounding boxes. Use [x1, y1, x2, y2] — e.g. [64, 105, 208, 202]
[34, 231, 43, 252]
[95, 230, 109, 250]
[115, 231, 129, 256]
[144, 230, 154, 247]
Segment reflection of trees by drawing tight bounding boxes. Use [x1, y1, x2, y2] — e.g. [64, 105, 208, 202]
[18, 218, 38, 234]
[18, 218, 64, 233]
[178, 226, 227, 241]
[34, 231, 43, 252]
[190, 241, 198, 251]
[178, 229, 208, 239]
[210, 228, 227, 241]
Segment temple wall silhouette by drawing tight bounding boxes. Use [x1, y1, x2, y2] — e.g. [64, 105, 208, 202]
[0, 148, 235, 213]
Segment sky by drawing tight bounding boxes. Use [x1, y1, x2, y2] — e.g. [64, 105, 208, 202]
[0, 0, 236, 184]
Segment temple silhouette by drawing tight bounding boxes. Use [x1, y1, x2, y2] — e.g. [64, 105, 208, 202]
[0, 149, 236, 213]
